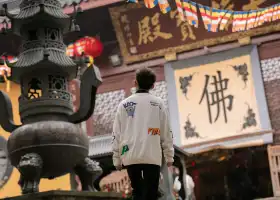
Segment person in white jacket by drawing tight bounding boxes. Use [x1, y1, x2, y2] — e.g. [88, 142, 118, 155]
[112, 67, 174, 200]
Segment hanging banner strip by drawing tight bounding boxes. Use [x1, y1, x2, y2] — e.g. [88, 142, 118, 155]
[127, 0, 280, 32]
[246, 11, 257, 30]
[211, 8, 223, 32]
[219, 10, 233, 31]
[175, 0, 185, 20]
[199, 4, 212, 31]
[189, 1, 198, 27]
[272, 4, 280, 21]
[144, 0, 158, 8]
[158, 0, 171, 13]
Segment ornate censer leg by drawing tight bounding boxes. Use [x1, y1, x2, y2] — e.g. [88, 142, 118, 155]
[74, 157, 103, 191]
[17, 153, 43, 194]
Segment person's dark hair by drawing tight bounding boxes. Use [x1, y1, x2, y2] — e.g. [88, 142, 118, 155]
[136, 67, 156, 90]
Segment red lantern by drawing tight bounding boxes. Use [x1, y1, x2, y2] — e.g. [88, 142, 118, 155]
[76, 36, 103, 58]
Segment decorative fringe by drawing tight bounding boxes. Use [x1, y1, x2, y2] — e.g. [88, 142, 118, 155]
[129, 0, 280, 32]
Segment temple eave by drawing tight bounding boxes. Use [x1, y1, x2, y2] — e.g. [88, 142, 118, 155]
[10, 56, 77, 83]
[14, 6, 69, 19]
[14, 50, 76, 67]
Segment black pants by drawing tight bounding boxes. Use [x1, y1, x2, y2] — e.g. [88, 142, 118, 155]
[126, 164, 160, 200]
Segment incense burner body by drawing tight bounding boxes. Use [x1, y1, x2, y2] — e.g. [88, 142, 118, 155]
[8, 121, 89, 178]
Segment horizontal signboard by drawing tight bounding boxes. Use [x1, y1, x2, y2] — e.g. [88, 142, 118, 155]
[110, 0, 280, 64]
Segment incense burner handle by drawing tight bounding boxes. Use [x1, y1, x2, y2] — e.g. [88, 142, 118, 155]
[68, 65, 102, 124]
[0, 91, 21, 132]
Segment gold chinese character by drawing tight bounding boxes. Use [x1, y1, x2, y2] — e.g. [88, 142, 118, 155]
[212, 0, 234, 10]
[170, 10, 196, 41]
[138, 13, 173, 45]
[242, 0, 265, 11]
[121, 14, 129, 24]
[212, 0, 235, 31]
[129, 38, 134, 46]
[124, 25, 130, 32]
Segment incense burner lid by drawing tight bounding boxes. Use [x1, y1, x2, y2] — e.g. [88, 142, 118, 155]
[16, 0, 69, 19]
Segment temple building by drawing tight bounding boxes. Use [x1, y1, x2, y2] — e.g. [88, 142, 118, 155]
[1, 0, 280, 199]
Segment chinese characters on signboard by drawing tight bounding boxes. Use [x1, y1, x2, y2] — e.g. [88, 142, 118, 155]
[110, 0, 279, 64]
[174, 55, 260, 145]
[199, 71, 234, 124]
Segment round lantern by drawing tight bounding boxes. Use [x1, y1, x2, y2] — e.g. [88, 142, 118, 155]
[76, 36, 104, 58]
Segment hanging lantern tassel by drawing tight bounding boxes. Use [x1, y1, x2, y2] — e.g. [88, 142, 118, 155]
[5, 76, 10, 92]
[87, 56, 94, 67]
[0, 73, 10, 92]
[0, 61, 11, 92]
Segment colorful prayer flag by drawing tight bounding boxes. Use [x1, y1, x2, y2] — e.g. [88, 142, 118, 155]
[233, 11, 248, 32]
[158, 0, 171, 14]
[144, 0, 158, 9]
[253, 10, 262, 28]
[198, 4, 212, 31]
[210, 8, 223, 32]
[272, 4, 280, 21]
[182, 0, 193, 25]
[175, 0, 185, 20]
[264, 6, 273, 22]
[219, 10, 232, 31]
[246, 11, 257, 30]
[126, 0, 280, 32]
[189, 1, 198, 27]
[258, 9, 266, 27]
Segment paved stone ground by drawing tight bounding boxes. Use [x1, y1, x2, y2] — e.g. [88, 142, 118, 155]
[2, 190, 123, 200]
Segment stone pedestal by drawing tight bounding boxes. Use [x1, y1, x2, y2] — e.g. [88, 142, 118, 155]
[2, 191, 123, 200]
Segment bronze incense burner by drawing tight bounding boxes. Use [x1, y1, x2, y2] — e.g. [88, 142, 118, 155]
[0, 0, 102, 194]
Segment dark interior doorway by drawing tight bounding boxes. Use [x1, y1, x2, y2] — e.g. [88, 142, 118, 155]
[187, 146, 273, 200]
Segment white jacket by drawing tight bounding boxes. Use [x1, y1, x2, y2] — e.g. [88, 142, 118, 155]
[112, 92, 174, 167]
